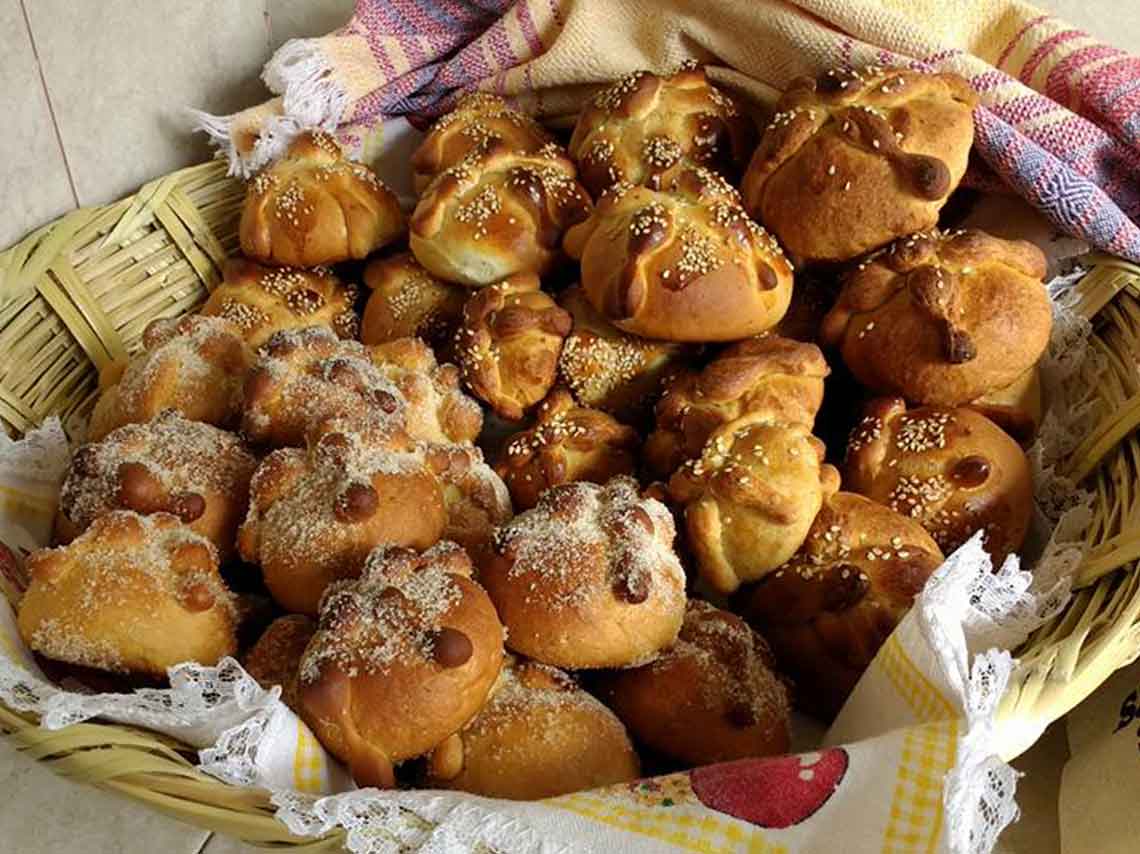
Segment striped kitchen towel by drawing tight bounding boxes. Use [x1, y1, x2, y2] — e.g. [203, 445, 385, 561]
[194, 0, 1140, 262]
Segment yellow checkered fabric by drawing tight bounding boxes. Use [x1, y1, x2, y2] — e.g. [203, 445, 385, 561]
[882, 720, 959, 853]
[879, 634, 955, 723]
[292, 720, 326, 794]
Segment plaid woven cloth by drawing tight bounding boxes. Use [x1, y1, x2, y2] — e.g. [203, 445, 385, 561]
[197, 0, 1140, 261]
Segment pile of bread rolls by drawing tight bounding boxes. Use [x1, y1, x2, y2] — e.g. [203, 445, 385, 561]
[15, 60, 1051, 797]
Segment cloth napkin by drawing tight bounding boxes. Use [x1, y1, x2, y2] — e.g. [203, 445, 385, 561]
[194, 0, 1140, 263]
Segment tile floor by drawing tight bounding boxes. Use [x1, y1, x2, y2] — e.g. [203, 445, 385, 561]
[1, 0, 1137, 851]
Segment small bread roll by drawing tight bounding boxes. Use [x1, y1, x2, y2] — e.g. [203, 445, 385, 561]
[18, 511, 237, 676]
[557, 285, 691, 421]
[240, 131, 405, 267]
[454, 275, 572, 420]
[569, 63, 755, 198]
[57, 411, 256, 561]
[482, 476, 686, 668]
[242, 615, 316, 712]
[821, 228, 1051, 407]
[243, 326, 481, 448]
[200, 258, 360, 348]
[603, 600, 790, 766]
[423, 442, 513, 567]
[844, 398, 1033, 563]
[966, 366, 1042, 444]
[426, 655, 639, 799]
[741, 66, 976, 264]
[644, 335, 829, 480]
[495, 389, 639, 511]
[564, 166, 793, 342]
[668, 413, 842, 594]
[237, 424, 447, 615]
[410, 140, 592, 286]
[298, 541, 504, 788]
[737, 491, 944, 718]
[87, 315, 250, 441]
[360, 253, 467, 354]
[411, 92, 555, 193]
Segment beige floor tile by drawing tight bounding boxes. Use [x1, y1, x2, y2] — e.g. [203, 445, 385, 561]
[23, 0, 271, 207]
[0, 0, 76, 249]
[268, 0, 355, 51]
[0, 740, 209, 854]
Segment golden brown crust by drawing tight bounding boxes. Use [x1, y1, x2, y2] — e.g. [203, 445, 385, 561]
[426, 655, 639, 799]
[495, 389, 640, 511]
[298, 541, 504, 788]
[360, 253, 467, 355]
[482, 476, 686, 668]
[411, 92, 555, 194]
[844, 398, 1033, 563]
[240, 131, 405, 267]
[237, 426, 448, 615]
[668, 412, 841, 594]
[87, 315, 250, 441]
[410, 140, 592, 286]
[568, 65, 755, 198]
[564, 166, 793, 342]
[820, 228, 1051, 406]
[242, 615, 316, 712]
[741, 66, 977, 264]
[422, 442, 513, 568]
[603, 600, 790, 765]
[965, 366, 1042, 445]
[454, 275, 572, 420]
[200, 258, 360, 348]
[737, 491, 944, 719]
[57, 411, 257, 562]
[556, 285, 691, 421]
[18, 511, 237, 677]
[644, 335, 829, 479]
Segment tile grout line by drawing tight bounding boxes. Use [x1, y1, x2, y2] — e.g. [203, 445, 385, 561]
[194, 831, 215, 854]
[17, 0, 81, 209]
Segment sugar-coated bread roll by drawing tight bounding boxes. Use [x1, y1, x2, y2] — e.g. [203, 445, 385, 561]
[200, 258, 360, 348]
[821, 228, 1051, 406]
[242, 614, 316, 712]
[237, 424, 447, 615]
[87, 315, 250, 441]
[57, 411, 256, 561]
[423, 442, 513, 567]
[454, 275, 572, 420]
[669, 413, 841, 594]
[18, 511, 237, 676]
[410, 139, 592, 286]
[240, 131, 405, 267]
[564, 166, 793, 342]
[741, 66, 977, 264]
[844, 398, 1033, 563]
[411, 92, 555, 193]
[568, 63, 755, 198]
[737, 491, 944, 718]
[360, 253, 467, 355]
[495, 389, 639, 511]
[557, 285, 691, 421]
[603, 600, 790, 765]
[242, 326, 482, 447]
[426, 655, 639, 799]
[644, 335, 829, 479]
[298, 541, 504, 788]
[482, 476, 686, 668]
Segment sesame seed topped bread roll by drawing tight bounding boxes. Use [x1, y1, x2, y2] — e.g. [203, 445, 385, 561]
[564, 166, 793, 342]
[411, 92, 555, 194]
[240, 131, 405, 267]
[200, 258, 360, 348]
[482, 476, 686, 669]
[820, 228, 1051, 407]
[18, 511, 237, 677]
[298, 541, 504, 788]
[844, 398, 1033, 563]
[410, 139, 592, 287]
[360, 253, 467, 355]
[87, 315, 251, 442]
[742, 66, 977, 264]
[568, 63, 755, 198]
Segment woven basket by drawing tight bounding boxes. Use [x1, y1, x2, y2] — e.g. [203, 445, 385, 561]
[1, 158, 1139, 846]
